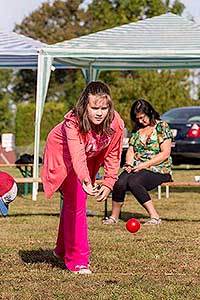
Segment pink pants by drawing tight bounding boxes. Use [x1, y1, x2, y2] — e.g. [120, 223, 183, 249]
[54, 169, 90, 271]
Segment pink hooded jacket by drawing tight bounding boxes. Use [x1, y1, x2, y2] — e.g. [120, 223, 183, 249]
[41, 110, 124, 198]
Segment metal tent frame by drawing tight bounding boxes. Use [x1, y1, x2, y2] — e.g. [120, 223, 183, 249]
[33, 13, 200, 199]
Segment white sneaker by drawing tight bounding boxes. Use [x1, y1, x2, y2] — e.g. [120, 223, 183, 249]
[70, 265, 92, 274]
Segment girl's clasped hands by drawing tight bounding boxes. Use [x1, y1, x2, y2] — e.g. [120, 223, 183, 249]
[82, 178, 111, 202]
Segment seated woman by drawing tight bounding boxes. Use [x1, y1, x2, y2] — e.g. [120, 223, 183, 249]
[103, 99, 172, 225]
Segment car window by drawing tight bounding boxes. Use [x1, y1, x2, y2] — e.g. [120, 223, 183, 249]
[162, 108, 200, 123]
[187, 116, 200, 122]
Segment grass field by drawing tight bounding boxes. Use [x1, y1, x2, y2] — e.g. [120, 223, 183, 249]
[0, 167, 200, 300]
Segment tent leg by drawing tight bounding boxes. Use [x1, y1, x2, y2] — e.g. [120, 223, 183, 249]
[32, 52, 53, 201]
[32, 182, 38, 200]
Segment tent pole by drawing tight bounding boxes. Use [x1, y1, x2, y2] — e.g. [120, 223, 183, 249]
[32, 52, 52, 200]
[81, 65, 99, 83]
[32, 51, 43, 200]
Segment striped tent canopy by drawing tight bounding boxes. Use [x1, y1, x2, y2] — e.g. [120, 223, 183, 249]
[41, 13, 200, 72]
[32, 13, 200, 199]
[0, 30, 46, 69]
[0, 30, 68, 69]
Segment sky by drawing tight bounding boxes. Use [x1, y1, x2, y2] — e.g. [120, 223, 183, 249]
[0, 0, 200, 32]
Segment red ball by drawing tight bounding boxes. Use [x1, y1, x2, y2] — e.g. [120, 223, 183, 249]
[126, 218, 140, 233]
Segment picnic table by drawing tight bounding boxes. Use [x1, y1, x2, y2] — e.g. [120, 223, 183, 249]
[0, 163, 35, 196]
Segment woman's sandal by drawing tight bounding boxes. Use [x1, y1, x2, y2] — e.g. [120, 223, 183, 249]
[102, 216, 119, 225]
[144, 217, 161, 225]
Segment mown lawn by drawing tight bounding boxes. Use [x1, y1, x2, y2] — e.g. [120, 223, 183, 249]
[0, 167, 200, 300]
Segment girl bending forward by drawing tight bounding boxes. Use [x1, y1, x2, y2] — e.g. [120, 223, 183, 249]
[42, 81, 124, 274]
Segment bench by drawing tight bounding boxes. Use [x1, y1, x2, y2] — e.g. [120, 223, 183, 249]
[14, 177, 42, 183]
[158, 181, 200, 199]
[13, 177, 42, 196]
[0, 163, 33, 168]
[0, 163, 37, 196]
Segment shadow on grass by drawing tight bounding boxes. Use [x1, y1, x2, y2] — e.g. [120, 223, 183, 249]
[100, 211, 148, 222]
[161, 217, 200, 222]
[7, 212, 60, 218]
[19, 248, 66, 269]
[104, 211, 200, 223]
[119, 212, 148, 222]
[7, 212, 97, 218]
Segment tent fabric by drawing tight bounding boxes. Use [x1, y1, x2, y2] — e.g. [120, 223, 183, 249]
[41, 13, 200, 69]
[0, 30, 48, 199]
[0, 30, 49, 199]
[33, 13, 200, 199]
[0, 30, 74, 200]
[0, 30, 46, 68]
[0, 31, 69, 69]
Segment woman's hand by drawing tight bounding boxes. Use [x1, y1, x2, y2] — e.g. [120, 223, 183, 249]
[133, 162, 149, 172]
[82, 178, 96, 195]
[95, 185, 111, 202]
[133, 161, 150, 172]
[123, 163, 133, 173]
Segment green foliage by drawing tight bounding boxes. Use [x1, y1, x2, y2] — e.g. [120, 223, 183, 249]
[46, 69, 86, 105]
[12, 69, 37, 103]
[0, 70, 14, 134]
[15, 102, 67, 146]
[0, 96, 13, 134]
[84, 0, 184, 31]
[0, 69, 13, 89]
[15, 103, 36, 146]
[41, 101, 68, 140]
[170, 0, 185, 15]
[15, 0, 86, 43]
[15, 0, 185, 42]
[11, 0, 195, 134]
[100, 69, 195, 129]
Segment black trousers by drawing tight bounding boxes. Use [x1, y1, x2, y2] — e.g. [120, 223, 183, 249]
[112, 170, 172, 205]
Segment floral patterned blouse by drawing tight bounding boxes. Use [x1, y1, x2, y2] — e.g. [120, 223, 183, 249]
[129, 121, 172, 174]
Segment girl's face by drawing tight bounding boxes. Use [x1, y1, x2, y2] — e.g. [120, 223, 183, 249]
[87, 95, 109, 126]
[136, 112, 150, 127]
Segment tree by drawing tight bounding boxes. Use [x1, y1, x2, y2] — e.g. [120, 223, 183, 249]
[0, 96, 13, 135]
[12, 0, 195, 136]
[15, 101, 66, 145]
[84, 0, 185, 32]
[14, 0, 88, 104]
[15, 0, 86, 43]
[99, 68, 195, 129]
[0, 70, 14, 134]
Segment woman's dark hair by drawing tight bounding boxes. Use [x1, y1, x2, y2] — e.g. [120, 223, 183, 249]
[130, 99, 160, 130]
[73, 81, 114, 134]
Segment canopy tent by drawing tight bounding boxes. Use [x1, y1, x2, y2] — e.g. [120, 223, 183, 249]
[0, 30, 47, 69]
[0, 30, 71, 69]
[33, 12, 200, 199]
[0, 30, 79, 198]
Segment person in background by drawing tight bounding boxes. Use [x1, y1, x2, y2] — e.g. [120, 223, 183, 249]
[103, 99, 172, 225]
[0, 171, 18, 217]
[42, 81, 124, 274]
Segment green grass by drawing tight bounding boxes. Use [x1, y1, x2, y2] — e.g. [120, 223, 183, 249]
[0, 167, 200, 299]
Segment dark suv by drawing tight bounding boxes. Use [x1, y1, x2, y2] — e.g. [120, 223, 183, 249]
[161, 106, 200, 165]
